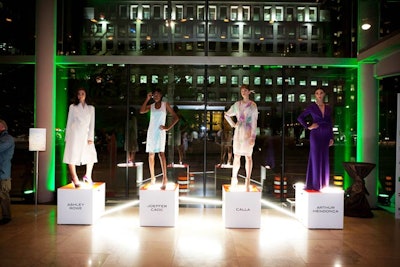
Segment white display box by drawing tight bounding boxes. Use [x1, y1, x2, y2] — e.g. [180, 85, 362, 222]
[57, 182, 105, 225]
[222, 184, 261, 228]
[295, 184, 344, 229]
[117, 162, 143, 183]
[139, 183, 179, 227]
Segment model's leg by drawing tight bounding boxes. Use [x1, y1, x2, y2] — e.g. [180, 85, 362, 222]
[68, 164, 80, 187]
[244, 155, 253, 190]
[227, 146, 233, 165]
[231, 154, 240, 186]
[159, 152, 168, 189]
[148, 153, 156, 184]
[84, 163, 94, 184]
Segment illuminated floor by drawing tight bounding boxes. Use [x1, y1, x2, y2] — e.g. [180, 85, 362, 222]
[0, 203, 399, 267]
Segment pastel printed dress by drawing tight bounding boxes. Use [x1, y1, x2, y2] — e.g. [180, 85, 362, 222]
[226, 100, 258, 156]
[146, 102, 167, 153]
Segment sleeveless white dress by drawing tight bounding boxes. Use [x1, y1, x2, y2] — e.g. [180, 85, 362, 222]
[146, 102, 167, 153]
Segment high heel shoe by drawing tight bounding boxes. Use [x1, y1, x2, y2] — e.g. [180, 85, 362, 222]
[83, 176, 94, 185]
[230, 177, 238, 187]
[71, 177, 81, 188]
[160, 178, 168, 190]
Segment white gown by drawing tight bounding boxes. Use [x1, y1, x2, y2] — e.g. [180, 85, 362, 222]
[146, 102, 166, 153]
[63, 103, 98, 165]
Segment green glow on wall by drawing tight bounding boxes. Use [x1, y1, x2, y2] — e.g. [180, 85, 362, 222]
[356, 65, 364, 161]
[56, 68, 68, 186]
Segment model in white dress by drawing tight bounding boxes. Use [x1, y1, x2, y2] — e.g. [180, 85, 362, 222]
[224, 85, 258, 190]
[140, 89, 179, 189]
[63, 88, 97, 187]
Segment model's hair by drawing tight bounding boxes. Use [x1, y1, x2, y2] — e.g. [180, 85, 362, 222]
[73, 87, 91, 105]
[315, 87, 325, 93]
[151, 87, 162, 94]
[0, 119, 8, 130]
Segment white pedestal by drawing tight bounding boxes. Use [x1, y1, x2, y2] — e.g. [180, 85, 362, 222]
[57, 182, 105, 225]
[222, 184, 261, 228]
[117, 162, 143, 183]
[139, 183, 179, 227]
[295, 184, 344, 229]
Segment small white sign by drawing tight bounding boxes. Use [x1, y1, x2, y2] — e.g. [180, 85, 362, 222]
[29, 128, 46, 151]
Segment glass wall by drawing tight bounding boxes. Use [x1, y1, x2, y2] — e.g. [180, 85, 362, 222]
[53, 63, 357, 202]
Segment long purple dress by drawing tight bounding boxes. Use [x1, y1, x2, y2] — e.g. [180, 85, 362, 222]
[297, 103, 333, 191]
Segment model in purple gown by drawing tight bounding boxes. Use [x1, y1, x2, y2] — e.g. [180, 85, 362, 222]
[297, 88, 334, 191]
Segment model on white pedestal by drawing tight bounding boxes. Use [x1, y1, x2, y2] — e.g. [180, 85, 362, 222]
[63, 88, 98, 188]
[140, 88, 179, 190]
[224, 85, 258, 191]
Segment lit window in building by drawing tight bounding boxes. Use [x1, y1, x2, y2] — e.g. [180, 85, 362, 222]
[264, 6, 271, 22]
[107, 24, 114, 34]
[242, 76, 250, 85]
[287, 77, 295, 85]
[254, 76, 261, 85]
[265, 94, 273, 102]
[197, 75, 204, 85]
[288, 93, 295, 102]
[265, 78, 273, 85]
[185, 75, 193, 84]
[297, 7, 305, 22]
[197, 5, 205, 20]
[220, 76, 227, 85]
[208, 76, 215, 85]
[310, 80, 318, 86]
[209, 6, 217, 20]
[209, 24, 216, 35]
[231, 75, 239, 85]
[299, 79, 306, 86]
[151, 75, 158, 84]
[254, 93, 261, 102]
[231, 93, 239, 101]
[309, 7, 317, 22]
[198, 24, 205, 34]
[232, 25, 239, 37]
[243, 6, 251, 21]
[276, 93, 283, 102]
[277, 77, 283, 85]
[143, 5, 150, 20]
[275, 7, 283, 21]
[286, 7, 293, 21]
[231, 6, 238, 20]
[300, 25, 308, 37]
[322, 81, 329, 86]
[140, 75, 147, 83]
[130, 5, 138, 20]
[162, 76, 168, 84]
[176, 5, 183, 20]
[243, 25, 251, 36]
[130, 75, 136, 83]
[299, 93, 306, 102]
[253, 7, 261, 21]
